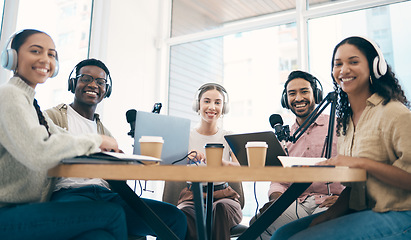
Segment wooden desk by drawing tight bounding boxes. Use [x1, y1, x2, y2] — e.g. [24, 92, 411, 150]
[49, 165, 366, 240]
[49, 164, 365, 182]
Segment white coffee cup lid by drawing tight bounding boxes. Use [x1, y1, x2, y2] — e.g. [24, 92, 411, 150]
[245, 141, 268, 148]
[139, 136, 164, 143]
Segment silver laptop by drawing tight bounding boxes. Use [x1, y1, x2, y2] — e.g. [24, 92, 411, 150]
[132, 111, 191, 165]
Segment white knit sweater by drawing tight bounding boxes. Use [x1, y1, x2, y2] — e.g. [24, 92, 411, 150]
[0, 77, 102, 207]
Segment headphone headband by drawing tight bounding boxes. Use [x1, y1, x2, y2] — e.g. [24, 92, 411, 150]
[354, 36, 387, 79]
[281, 72, 323, 109]
[192, 82, 230, 114]
[67, 60, 112, 98]
[1, 30, 59, 77]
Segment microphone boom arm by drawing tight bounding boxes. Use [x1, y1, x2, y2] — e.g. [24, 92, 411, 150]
[289, 91, 337, 159]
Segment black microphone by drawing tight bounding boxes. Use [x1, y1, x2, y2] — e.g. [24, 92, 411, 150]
[126, 109, 137, 138]
[269, 114, 290, 155]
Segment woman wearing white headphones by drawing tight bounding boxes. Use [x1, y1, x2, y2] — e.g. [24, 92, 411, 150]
[0, 29, 127, 239]
[177, 83, 242, 240]
[271, 36, 411, 239]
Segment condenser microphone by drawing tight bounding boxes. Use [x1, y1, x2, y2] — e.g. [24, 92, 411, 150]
[126, 109, 137, 138]
[269, 114, 289, 155]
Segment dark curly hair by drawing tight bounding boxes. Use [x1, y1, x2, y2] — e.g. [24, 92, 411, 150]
[331, 36, 410, 136]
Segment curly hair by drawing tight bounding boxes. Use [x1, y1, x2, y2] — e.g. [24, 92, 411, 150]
[331, 36, 410, 136]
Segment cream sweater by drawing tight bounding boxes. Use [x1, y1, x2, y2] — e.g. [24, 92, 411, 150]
[0, 77, 102, 207]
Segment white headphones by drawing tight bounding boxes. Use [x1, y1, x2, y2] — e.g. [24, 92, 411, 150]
[192, 83, 230, 114]
[356, 36, 387, 79]
[1, 30, 59, 78]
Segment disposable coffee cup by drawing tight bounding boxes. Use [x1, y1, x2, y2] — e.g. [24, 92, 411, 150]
[204, 143, 224, 167]
[139, 136, 164, 159]
[245, 141, 268, 167]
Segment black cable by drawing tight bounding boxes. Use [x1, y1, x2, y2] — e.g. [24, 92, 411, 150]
[253, 182, 269, 240]
[253, 182, 259, 218]
[138, 180, 143, 197]
[295, 199, 300, 219]
[171, 151, 199, 165]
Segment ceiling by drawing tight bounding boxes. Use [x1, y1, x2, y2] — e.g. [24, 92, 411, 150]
[171, 0, 336, 36]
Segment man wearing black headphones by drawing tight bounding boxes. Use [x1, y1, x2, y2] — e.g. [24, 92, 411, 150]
[45, 59, 187, 239]
[250, 70, 344, 240]
[46, 58, 112, 134]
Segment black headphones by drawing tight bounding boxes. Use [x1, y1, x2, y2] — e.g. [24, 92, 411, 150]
[281, 71, 323, 109]
[192, 82, 230, 114]
[1, 30, 59, 77]
[67, 60, 112, 98]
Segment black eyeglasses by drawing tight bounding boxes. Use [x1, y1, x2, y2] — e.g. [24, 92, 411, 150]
[77, 74, 107, 88]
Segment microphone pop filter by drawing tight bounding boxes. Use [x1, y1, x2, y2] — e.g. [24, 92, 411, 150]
[269, 114, 283, 128]
[126, 109, 137, 123]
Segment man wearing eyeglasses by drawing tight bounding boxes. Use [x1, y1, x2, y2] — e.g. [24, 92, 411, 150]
[45, 58, 112, 134]
[45, 59, 187, 239]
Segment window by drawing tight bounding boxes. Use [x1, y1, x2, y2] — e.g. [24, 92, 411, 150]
[15, 0, 93, 109]
[169, 0, 411, 221]
[309, 1, 411, 97]
[0, 0, 4, 34]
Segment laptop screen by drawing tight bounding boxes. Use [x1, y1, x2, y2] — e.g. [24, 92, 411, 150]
[224, 131, 286, 166]
[132, 111, 191, 165]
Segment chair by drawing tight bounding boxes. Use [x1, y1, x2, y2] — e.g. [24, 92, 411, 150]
[162, 181, 248, 238]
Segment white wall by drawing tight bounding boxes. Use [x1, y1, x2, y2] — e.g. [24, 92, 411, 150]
[95, 0, 166, 154]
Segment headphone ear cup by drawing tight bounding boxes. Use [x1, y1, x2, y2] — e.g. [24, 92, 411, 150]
[192, 99, 199, 112]
[281, 90, 289, 109]
[50, 59, 59, 78]
[1, 49, 18, 71]
[68, 78, 76, 93]
[314, 87, 323, 104]
[222, 101, 229, 114]
[104, 84, 112, 98]
[373, 56, 387, 79]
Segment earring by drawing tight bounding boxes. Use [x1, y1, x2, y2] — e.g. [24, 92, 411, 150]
[369, 75, 373, 85]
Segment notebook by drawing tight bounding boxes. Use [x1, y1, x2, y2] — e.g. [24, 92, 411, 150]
[132, 111, 191, 165]
[224, 131, 286, 166]
[61, 152, 161, 165]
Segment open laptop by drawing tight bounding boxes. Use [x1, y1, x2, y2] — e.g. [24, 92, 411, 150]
[133, 111, 191, 165]
[224, 131, 286, 166]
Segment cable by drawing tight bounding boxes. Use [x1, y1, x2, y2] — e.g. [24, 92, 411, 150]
[171, 151, 199, 165]
[295, 199, 300, 219]
[137, 180, 143, 197]
[254, 181, 259, 218]
[253, 182, 270, 240]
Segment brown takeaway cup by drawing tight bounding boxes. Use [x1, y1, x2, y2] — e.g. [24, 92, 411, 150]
[205, 143, 224, 167]
[245, 141, 268, 167]
[139, 136, 164, 159]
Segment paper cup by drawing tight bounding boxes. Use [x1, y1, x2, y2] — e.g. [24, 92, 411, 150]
[204, 143, 224, 167]
[245, 141, 268, 167]
[139, 136, 164, 159]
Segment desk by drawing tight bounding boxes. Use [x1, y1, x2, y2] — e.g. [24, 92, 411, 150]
[49, 165, 366, 240]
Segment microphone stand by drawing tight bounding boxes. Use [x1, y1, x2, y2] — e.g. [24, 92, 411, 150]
[287, 91, 338, 195]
